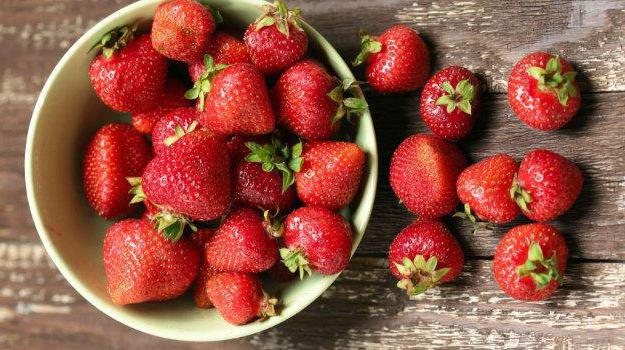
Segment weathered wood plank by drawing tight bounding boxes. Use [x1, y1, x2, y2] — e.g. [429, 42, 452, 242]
[0, 244, 623, 349]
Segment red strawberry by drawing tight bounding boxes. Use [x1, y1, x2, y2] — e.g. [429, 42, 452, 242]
[234, 161, 296, 212]
[204, 208, 278, 272]
[243, 1, 307, 75]
[353, 25, 430, 93]
[139, 130, 231, 235]
[191, 227, 214, 248]
[131, 78, 192, 134]
[191, 228, 217, 309]
[188, 31, 251, 81]
[515, 149, 583, 222]
[281, 206, 353, 277]
[273, 60, 367, 141]
[456, 154, 520, 224]
[83, 124, 151, 219]
[188, 60, 275, 135]
[508, 52, 580, 131]
[389, 134, 467, 218]
[89, 31, 167, 113]
[420, 66, 481, 140]
[142, 199, 161, 221]
[493, 223, 568, 301]
[103, 219, 200, 305]
[227, 135, 268, 166]
[207, 272, 278, 325]
[151, 107, 200, 155]
[295, 142, 365, 210]
[388, 220, 464, 296]
[151, 0, 216, 62]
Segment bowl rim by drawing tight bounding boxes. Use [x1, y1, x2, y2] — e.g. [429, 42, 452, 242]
[24, 0, 378, 342]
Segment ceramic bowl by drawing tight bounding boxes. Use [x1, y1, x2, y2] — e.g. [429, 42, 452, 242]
[25, 0, 378, 341]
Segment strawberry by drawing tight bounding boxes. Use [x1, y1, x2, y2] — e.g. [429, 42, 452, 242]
[89, 30, 167, 113]
[207, 272, 278, 325]
[243, 1, 307, 75]
[388, 220, 464, 296]
[295, 142, 365, 210]
[389, 134, 467, 218]
[273, 60, 367, 141]
[131, 78, 192, 134]
[493, 223, 568, 301]
[507, 52, 581, 131]
[142, 199, 161, 221]
[204, 207, 278, 273]
[514, 149, 583, 222]
[83, 123, 151, 219]
[420, 66, 481, 140]
[151, 0, 217, 62]
[281, 206, 353, 277]
[103, 219, 200, 305]
[456, 154, 520, 224]
[266, 258, 296, 283]
[151, 107, 200, 155]
[353, 25, 430, 93]
[191, 228, 217, 309]
[234, 161, 296, 212]
[186, 59, 275, 135]
[227, 135, 268, 167]
[188, 31, 251, 82]
[190, 227, 214, 248]
[136, 130, 231, 239]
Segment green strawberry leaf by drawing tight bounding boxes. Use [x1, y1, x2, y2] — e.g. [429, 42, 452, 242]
[526, 54, 578, 106]
[352, 30, 382, 66]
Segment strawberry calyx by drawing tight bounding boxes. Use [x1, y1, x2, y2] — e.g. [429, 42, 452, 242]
[163, 121, 199, 146]
[395, 255, 450, 296]
[263, 210, 285, 237]
[435, 79, 475, 115]
[254, 0, 303, 37]
[516, 241, 563, 289]
[127, 177, 146, 204]
[88, 24, 137, 59]
[258, 291, 279, 320]
[510, 174, 532, 212]
[245, 137, 303, 192]
[327, 78, 368, 124]
[452, 203, 491, 233]
[279, 247, 312, 280]
[152, 210, 198, 242]
[352, 30, 382, 66]
[185, 55, 228, 111]
[527, 55, 578, 106]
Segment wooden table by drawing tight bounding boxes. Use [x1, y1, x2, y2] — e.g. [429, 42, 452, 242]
[1, 0, 624, 348]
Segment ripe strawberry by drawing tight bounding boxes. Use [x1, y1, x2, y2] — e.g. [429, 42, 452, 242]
[89, 30, 167, 113]
[190, 227, 214, 248]
[138, 131, 231, 236]
[151, 107, 200, 155]
[187, 59, 275, 135]
[83, 123, 151, 219]
[227, 135, 268, 166]
[514, 149, 583, 222]
[207, 272, 278, 325]
[244, 1, 307, 75]
[389, 134, 467, 218]
[204, 208, 278, 272]
[103, 219, 200, 305]
[508, 52, 580, 131]
[188, 31, 251, 82]
[234, 161, 296, 212]
[493, 223, 568, 301]
[273, 60, 367, 141]
[281, 206, 353, 277]
[295, 142, 365, 210]
[353, 25, 430, 93]
[456, 154, 520, 224]
[131, 78, 192, 134]
[142, 199, 161, 221]
[420, 66, 481, 140]
[388, 220, 464, 296]
[151, 0, 216, 62]
[191, 228, 217, 309]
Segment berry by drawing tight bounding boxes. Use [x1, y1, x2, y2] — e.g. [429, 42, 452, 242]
[388, 220, 464, 296]
[420, 66, 481, 140]
[227, 135, 269, 167]
[83, 123, 151, 219]
[188, 31, 251, 81]
[493, 223, 568, 301]
[353, 25, 430, 93]
[507, 52, 580, 131]
[234, 161, 296, 212]
[151, 107, 200, 155]
[389, 134, 467, 218]
[131, 78, 192, 134]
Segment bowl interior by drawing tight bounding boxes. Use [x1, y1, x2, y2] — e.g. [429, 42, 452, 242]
[25, 0, 377, 341]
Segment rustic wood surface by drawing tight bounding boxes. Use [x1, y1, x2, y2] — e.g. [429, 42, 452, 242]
[1, 0, 624, 348]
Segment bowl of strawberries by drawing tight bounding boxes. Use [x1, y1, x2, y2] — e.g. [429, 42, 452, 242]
[25, 0, 377, 341]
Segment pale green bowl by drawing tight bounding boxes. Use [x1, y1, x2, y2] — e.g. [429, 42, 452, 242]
[25, 0, 377, 342]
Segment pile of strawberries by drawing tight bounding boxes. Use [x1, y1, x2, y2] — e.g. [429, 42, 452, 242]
[83, 0, 368, 325]
[354, 25, 582, 301]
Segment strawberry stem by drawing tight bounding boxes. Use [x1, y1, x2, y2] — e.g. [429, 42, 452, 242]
[88, 24, 138, 59]
[279, 248, 312, 280]
[352, 29, 382, 66]
[327, 78, 368, 124]
[185, 55, 228, 111]
[516, 241, 563, 289]
[254, 1, 303, 37]
[452, 203, 492, 233]
[258, 291, 279, 321]
[245, 137, 303, 192]
[526, 54, 578, 106]
[510, 174, 532, 212]
[163, 121, 198, 147]
[435, 79, 475, 115]
[394, 255, 450, 296]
